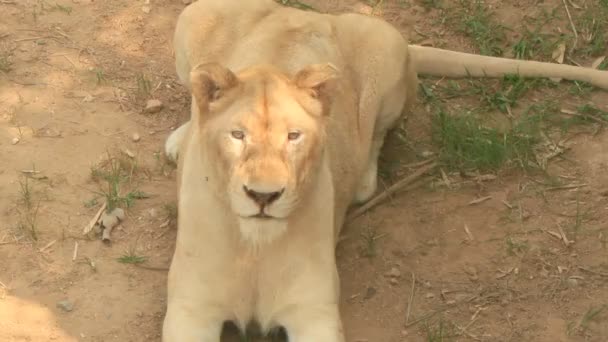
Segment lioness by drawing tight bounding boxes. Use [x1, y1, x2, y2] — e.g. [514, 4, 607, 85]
[162, 0, 607, 341]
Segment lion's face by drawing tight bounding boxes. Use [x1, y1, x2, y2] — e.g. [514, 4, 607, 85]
[190, 63, 337, 241]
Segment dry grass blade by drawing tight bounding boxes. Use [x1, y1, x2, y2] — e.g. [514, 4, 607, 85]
[347, 162, 437, 222]
[406, 272, 416, 326]
[464, 224, 475, 241]
[468, 196, 492, 205]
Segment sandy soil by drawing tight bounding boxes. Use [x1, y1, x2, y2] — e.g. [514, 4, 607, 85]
[1, 0, 607, 341]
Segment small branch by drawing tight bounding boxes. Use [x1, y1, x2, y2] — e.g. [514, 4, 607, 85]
[347, 161, 437, 222]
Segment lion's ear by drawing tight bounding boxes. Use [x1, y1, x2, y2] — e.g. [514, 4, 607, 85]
[294, 63, 339, 115]
[190, 62, 239, 115]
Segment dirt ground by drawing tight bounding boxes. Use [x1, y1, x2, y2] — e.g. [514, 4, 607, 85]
[1, 0, 607, 341]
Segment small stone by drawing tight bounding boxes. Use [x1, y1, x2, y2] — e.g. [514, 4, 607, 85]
[425, 292, 435, 299]
[57, 300, 73, 312]
[420, 150, 434, 158]
[144, 99, 163, 114]
[100, 208, 125, 229]
[142, 5, 151, 13]
[363, 286, 376, 300]
[390, 278, 399, 285]
[123, 149, 135, 158]
[11, 137, 20, 145]
[567, 278, 579, 288]
[385, 267, 401, 278]
[464, 265, 479, 281]
[131, 133, 141, 142]
[148, 208, 158, 218]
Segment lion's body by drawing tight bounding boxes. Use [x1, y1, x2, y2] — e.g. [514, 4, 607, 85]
[163, 0, 607, 341]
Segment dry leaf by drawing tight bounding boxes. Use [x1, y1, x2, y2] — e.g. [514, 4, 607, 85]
[552, 43, 566, 64]
[591, 56, 606, 69]
[550, 43, 566, 82]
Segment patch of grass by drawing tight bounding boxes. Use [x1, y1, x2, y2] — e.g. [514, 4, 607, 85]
[424, 319, 455, 341]
[432, 109, 539, 172]
[599, 58, 608, 70]
[577, 7, 608, 57]
[512, 30, 561, 61]
[19, 177, 33, 209]
[569, 81, 595, 97]
[360, 225, 381, 258]
[90, 151, 147, 213]
[513, 8, 562, 60]
[453, 0, 506, 56]
[52, 3, 72, 14]
[568, 305, 607, 336]
[0, 54, 12, 73]
[163, 202, 178, 222]
[136, 73, 151, 97]
[470, 75, 549, 113]
[422, 75, 555, 113]
[16, 176, 40, 241]
[95, 69, 106, 85]
[505, 236, 528, 256]
[117, 250, 147, 264]
[421, 0, 443, 10]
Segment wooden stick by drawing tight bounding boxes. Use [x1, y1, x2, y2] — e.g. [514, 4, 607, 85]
[82, 202, 106, 235]
[39, 239, 57, 253]
[347, 162, 437, 222]
[72, 241, 79, 261]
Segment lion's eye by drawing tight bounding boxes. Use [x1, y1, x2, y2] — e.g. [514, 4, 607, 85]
[231, 130, 245, 140]
[287, 131, 301, 141]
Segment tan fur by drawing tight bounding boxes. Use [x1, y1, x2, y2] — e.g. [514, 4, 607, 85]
[162, 1, 607, 340]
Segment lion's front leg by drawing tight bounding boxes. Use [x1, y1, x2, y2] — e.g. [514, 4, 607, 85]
[279, 304, 345, 342]
[162, 302, 224, 342]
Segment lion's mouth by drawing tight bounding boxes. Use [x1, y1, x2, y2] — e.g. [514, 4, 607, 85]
[251, 212, 274, 219]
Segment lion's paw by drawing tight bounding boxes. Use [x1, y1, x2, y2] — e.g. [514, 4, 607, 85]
[165, 122, 190, 162]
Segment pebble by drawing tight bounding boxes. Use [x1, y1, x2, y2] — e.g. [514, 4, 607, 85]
[132, 133, 141, 142]
[144, 99, 163, 114]
[57, 300, 74, 312]
[142, 5, 151, 14]
[363, 286, 376, 300]
[11, 137, 20, 145]
[385, 267, 401, 278]
[567, 278, 579, 288]
[464, 265, 479, 281]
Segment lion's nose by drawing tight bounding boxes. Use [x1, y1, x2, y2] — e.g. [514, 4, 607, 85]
[243, 186, 284, 206]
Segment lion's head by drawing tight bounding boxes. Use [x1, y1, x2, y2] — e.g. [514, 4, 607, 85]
[188, 62, 339, 243]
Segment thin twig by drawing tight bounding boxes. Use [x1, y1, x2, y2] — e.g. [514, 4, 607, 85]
[406, 272, 416, 326]
[544, 184, 587, 191]
[72, 241, 79, 261]
[133, 263, 170, 271]
[347, 162, 437, 222]
[39, 239, 57, 253]
[562, 0, 578, 51]
[578, 266, 608, 277]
